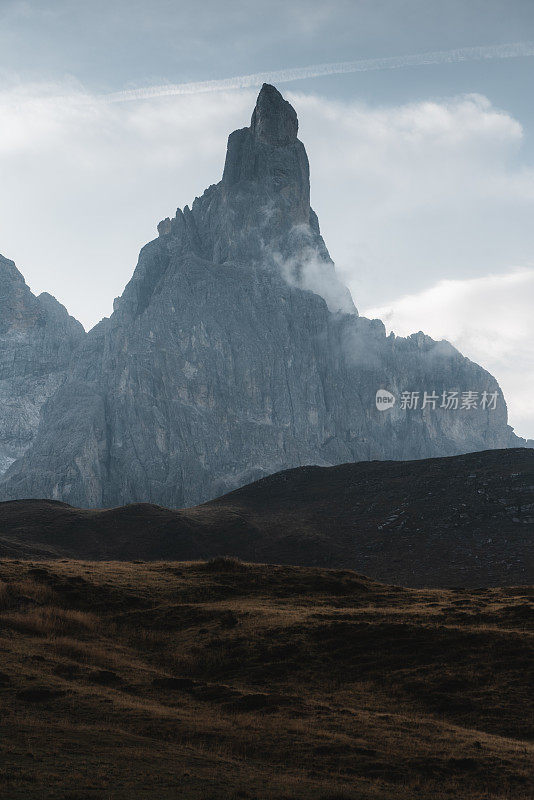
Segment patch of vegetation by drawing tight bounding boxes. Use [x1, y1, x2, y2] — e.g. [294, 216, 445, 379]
[0, 558, 531, 800]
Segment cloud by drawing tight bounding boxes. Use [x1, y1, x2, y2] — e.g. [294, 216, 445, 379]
[290, 91, 534, 308]
[363, 269, 534, 440]
[272, 233, 356, 314]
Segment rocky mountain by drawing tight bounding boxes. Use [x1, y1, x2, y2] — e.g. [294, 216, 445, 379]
[0, 85, 528, 508]
[0, 255, 84, 475]
[0, 448, 532, 587]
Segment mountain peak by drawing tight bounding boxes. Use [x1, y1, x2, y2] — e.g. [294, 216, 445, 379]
[0, 89, 525, 511]
[250, 83, 298, 146]
[222, 84, 304, 189]
[150, 84, 354, 314]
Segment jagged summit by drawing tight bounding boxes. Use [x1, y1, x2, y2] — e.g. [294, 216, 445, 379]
[151, 85, 355, 314]
[222, 82, 306, 196]
[0, 87, 526, 509]
[250, 83, 298, 145]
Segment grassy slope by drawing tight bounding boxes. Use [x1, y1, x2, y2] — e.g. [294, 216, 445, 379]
[0, 558, 532, 800]
[0, 448, 532, 588]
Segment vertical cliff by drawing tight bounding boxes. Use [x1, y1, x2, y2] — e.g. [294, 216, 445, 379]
[0, 255, 85, 476]
[0, 86, 525, 507]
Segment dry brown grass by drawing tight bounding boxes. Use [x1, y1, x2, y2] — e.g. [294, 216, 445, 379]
[0, 576, 54, 609]
[201, 555, 249, 572]
[1, 605, 97, 636]
[0, 558, 531, 800]
[0, 578, 8, 609]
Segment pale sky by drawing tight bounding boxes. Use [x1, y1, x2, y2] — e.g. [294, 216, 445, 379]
[0, 0, 533, 438]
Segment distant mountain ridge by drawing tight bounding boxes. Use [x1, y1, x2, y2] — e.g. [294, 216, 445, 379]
[0, 85, 530, 508]
[1, 448, 532, 587]
[0, 255, 84, 474]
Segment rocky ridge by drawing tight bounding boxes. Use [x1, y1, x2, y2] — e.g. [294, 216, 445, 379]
[0, 255, 84, 474]
[0, 85, 528, 508]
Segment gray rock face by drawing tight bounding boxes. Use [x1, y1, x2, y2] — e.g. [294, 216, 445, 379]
[153, 83, 355, 316]
[0, 255, 85, 475]
[0, 85, 527, 507]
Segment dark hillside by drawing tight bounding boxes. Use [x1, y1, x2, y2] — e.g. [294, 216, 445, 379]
[0, 448, 532, 587]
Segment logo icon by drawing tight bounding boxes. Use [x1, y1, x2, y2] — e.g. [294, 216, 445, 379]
[376, 389, 396, 411]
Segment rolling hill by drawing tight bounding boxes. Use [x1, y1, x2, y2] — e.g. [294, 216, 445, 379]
[0, 557, 532, 799]
[1, 447, 532, 587]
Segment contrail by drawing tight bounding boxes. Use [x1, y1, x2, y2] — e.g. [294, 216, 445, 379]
[104, 41, 534, 103]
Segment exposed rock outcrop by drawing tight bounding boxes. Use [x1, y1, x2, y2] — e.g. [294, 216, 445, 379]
[0, 85, 527, 507]
[0, 255, 85, 475]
